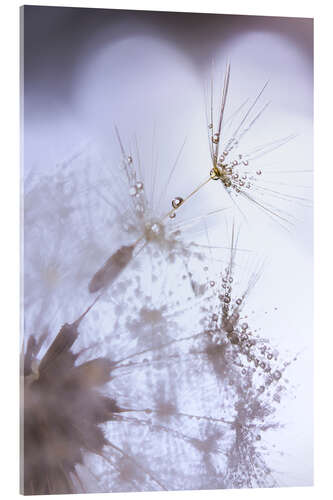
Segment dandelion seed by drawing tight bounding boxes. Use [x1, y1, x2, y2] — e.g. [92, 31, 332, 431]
[204, 63, 311, 227]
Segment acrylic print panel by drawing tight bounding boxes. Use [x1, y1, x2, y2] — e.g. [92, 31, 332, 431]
[21, 5, 313, 495]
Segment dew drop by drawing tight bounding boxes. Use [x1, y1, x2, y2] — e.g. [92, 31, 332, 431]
[212, 314, 218, 321]
[256, 170, 262, 176]
[136, 181, 144, 191]
[129, 186, 137, 196]
[127, 155, 133, 164]
[172, 197, 184, 209]
[210, 281, 215, 287]
[151, 222, 162, 235]
[169, 212, 176, 219]
[273, 370, 282, 380]
[236, 298, 242, 305]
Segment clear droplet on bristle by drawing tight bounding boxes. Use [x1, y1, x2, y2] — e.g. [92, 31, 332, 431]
[136, 181, 144, 191]
[129, 186, 137, 196]
[127, 155, 133, 164]
[273, 370, 282, 380]
[210, 281, 215, 287]
[236, 298, 242, 305]
[256, 435, 261, 441]
[169, 212, 176, 219]
[208, 123, 213, 129]
[246, 182, 251, 189]
[241, 323, 248, 330]
[212, 133, 220, 144]
[212, 314, 218, 321]
[172, 197, 184, 209]
[243, 160, 249, 166]
[256, 170, 262, 175]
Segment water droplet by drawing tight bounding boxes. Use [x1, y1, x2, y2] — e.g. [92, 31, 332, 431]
[243, 160, 249, 166]
[212, 314, 218, 321]
[151, 222, 162, 234]
[129, 186, 137, 196]
[273, 370, 282, 380]
[241, 323, 248, 330]
[224, 296, 231, 304]
[136, 181, 144, 191]
[256, 435, 261, 441]
[172, 197, 184, 209]
[169, 212, 176, 219]
[229, 277, 233, 283]
[236, 298, 242, 305]
[127, 155, 133, 164]
[256, 170, 262, 176]
[212, 133, 220, 144]
[210, 281, 215, 287]
[208, 123, 213, 129]
[267, 353, 273, 360]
